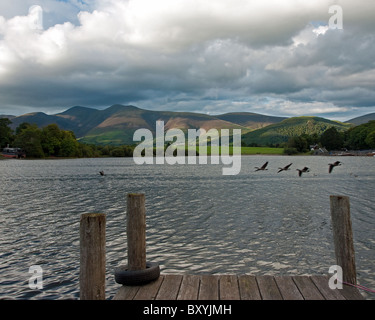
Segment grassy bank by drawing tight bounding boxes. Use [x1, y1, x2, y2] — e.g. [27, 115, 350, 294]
[0, 146, 286, 160]
[240, 147, 284, 155]
[181, 146, 284, 155]
[204, 146, 284, 155]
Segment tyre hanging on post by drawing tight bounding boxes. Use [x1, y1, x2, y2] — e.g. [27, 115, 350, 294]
[115, 262, 160, 286]
[114, 193, 160, 286]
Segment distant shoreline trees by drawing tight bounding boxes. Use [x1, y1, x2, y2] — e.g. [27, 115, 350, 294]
[282, 121, 375, 153]
[1, 118, 375, 158]
[0, 120, 135, 158]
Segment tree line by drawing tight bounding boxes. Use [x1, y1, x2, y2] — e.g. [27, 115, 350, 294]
[1, 118, 375, 158]
[0, 119, 135, 158]
[284, 120, 375, 154]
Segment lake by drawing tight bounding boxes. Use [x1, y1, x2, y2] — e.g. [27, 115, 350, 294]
[0, 155, 374, 299]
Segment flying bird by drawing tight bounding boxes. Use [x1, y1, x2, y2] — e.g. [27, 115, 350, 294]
[296, 167, 310, 177]
[278, 163, 292, 173]
[255, 161, 268, 171]
[328, 161, 342, 173]
[99, 171, 105, 176]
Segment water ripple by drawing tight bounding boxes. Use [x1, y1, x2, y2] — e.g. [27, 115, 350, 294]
[0, 156, 374, 299]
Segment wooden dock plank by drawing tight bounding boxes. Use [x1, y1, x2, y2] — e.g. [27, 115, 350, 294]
[256, 275, 283, 300]
[219, 275, 240, 300]
[114, 274, 364, 300]
[238, 275, 261, 300]
[155, 275, 183, 300]
[113, 285, 140, 300]
[133, 276, 165, 300]
[340, 285, 365, 300]
[310, 275, 347, 300]
[177, 275, 200, 300]
[274, 276, 304, 300]
[199, 275, 219, 300]
[292, 276, 324, 300]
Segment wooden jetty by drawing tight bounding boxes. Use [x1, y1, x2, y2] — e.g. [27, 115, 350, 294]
[113, 274, 364, 300]
[80, 194, 365, 300]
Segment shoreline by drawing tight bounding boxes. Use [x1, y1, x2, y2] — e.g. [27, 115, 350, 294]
[2, 147, 374, 160]
[2, 154, 375, 161]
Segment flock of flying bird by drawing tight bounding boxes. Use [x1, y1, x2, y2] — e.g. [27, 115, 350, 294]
[254, 160, 342, 176]
[99, 161, 343, 177]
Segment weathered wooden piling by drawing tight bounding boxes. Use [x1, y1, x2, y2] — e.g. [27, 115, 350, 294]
[330, 195, 357, 285]
[72, 192, 363, 300]
[80, 213, 106, 300]
[127, 193, 146, 271]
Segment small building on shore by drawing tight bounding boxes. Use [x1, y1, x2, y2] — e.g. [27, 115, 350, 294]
[1, 147, 26, 159]
[310, 144, 328, 155]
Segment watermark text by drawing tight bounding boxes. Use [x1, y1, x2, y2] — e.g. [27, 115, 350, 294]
[133, 121, 242, 175]
[328, 265, 343, 289]
[28, 265, 43, 290]
[329, 5, 343, 30]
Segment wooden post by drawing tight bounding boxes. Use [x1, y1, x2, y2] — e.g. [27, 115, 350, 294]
[330, 195, 357, 284]
[80, 213, 106, 300]
[127, 193, 146, 270]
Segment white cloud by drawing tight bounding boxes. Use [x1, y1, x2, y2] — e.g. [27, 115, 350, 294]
[0, 0, 374, 119]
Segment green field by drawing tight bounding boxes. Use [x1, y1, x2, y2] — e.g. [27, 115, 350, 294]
[177, 146, 284, 155]
[240, 147, 284, 155]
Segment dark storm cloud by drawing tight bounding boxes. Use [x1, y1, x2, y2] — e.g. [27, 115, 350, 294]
[0, 0, 374, 120]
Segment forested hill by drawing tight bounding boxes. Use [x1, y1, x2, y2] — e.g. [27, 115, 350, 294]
[1, 114, 375, 158]
[4, 104, 285, 145]
[241, 116, 352, 146]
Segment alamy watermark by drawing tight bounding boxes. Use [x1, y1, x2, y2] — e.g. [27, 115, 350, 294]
[328, 5, 343, 30]
[26, 4, 342, 32]
[328, 265, 343, 289]
[28, 265, 43, 290]
[133, 121, 242, 175]
[28, 5, 43, 30]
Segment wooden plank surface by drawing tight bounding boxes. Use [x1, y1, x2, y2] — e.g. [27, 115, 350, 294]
[114, 274, 365, 300]
[219, 275, 240, 300]
[340, 285, 366, 300]
[177, 275, 200, 300]
[292, 276, 325, 300]
[198, 275, 219, 300]
[310, 275, 346, 300]
[238, 275, 261, 300]
[274, 276, 304, 300]
[134, 276, 165, 300]
[113, 285, 140, 300]
[256, 275, 282, 300]
[156, 275, 183, 300]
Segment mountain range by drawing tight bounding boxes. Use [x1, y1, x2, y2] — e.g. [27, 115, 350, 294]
[1, 105, 374, 146]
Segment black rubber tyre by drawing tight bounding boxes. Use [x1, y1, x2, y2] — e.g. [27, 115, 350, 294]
[114, 262, 160, 286]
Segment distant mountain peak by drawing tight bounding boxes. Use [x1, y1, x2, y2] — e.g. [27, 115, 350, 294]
[346, 112, 375, 125]
[109, 104, 139, 109]
[105, 104, 141, 113]
[7, 105, 375, 146]
[22, 112, 47, 116]
[59, 106, 96, 115]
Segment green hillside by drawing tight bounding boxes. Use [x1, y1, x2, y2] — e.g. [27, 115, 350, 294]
[242, 116, 352, 146]
[8, 105, 289, 146]
[216, 112, 286, 130]
[78, 105, 255, 145]
[8, 105, 365, 147]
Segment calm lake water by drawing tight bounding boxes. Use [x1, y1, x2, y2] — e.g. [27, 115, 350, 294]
[0, 155, 374, 300]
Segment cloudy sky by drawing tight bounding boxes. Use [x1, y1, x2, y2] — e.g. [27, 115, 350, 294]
[0, 0, 374, 120]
